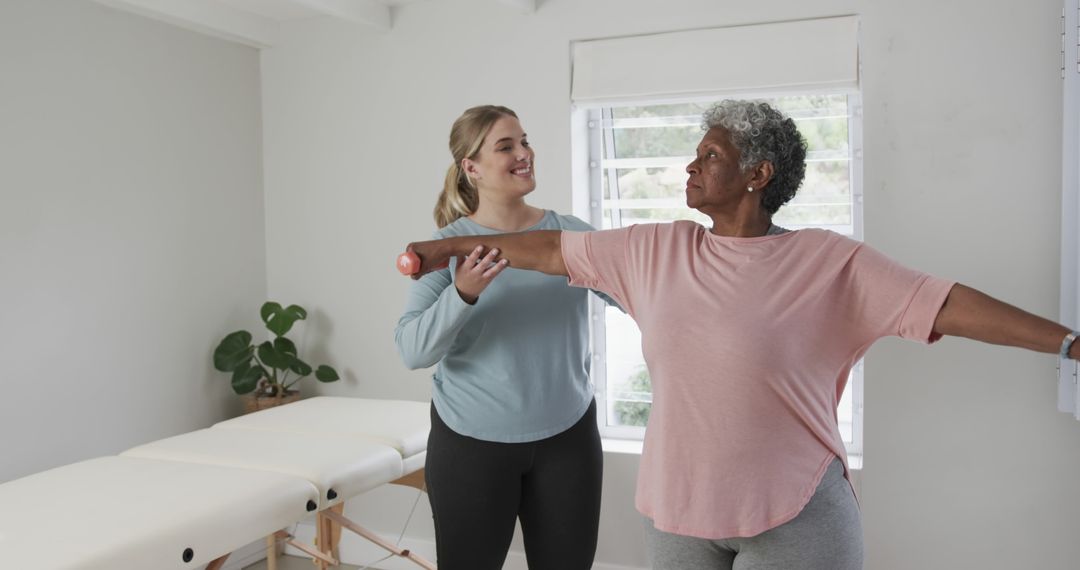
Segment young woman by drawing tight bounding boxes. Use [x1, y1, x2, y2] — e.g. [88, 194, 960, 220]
[395, 105, 610, 570]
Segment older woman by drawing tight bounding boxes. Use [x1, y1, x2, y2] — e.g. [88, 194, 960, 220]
[401, 100, 1080, 569]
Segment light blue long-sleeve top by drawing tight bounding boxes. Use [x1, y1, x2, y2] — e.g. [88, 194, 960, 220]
[395, 210, 607, 443]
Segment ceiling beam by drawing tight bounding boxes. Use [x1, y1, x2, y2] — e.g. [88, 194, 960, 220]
[497, 0, 536, 13]
[287, 0, 392, 32]
[92, 0, 279, 48]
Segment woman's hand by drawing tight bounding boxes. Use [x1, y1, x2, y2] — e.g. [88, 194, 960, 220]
[454, 245, 509, 304]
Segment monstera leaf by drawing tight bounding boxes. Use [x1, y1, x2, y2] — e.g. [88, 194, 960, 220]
[213, 331, 254, 372]
[230, 362, 266, 395]
[261, 302, 308, 337]
[315, 365, 340, 383]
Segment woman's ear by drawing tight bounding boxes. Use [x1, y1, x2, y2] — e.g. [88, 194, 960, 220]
[749, 161, 775, 189]
[461, 157, 480, 180]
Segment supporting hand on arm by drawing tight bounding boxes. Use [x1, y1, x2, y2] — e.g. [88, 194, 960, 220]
[933, 284, 1080, 359]
[402, 230, 568, 279]
[453, 246, 509, 304]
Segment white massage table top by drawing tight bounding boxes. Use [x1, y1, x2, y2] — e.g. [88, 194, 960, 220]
[0, 456, 318, 569]
[212, 397, 430, 459]
[121, 428, 404, 509]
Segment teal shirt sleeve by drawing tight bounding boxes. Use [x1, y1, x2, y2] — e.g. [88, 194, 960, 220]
[394, 225, 479, 369]
[394, 266, 474, 369]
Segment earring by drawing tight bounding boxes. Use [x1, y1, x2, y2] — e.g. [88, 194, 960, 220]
[747, 186, 754, 193]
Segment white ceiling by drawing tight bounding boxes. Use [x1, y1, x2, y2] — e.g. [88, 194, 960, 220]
[214, 0, 345, 21]
[91, 0, 535, 48]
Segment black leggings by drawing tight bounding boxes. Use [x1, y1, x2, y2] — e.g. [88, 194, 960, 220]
[424, 400, 603, 570]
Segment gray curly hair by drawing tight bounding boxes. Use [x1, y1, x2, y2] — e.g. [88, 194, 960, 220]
[701, 100, 807, 215]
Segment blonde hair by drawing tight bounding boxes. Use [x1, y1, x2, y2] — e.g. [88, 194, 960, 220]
[434, 105, 519, 228]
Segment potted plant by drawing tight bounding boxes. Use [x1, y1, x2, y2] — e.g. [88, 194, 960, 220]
[213, 301, 340, 413]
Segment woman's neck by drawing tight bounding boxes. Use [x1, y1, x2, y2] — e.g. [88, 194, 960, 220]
[468, 200, 544, 232]
[707, 209, 773, 237]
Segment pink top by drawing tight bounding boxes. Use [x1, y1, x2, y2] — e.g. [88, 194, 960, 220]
[561, 222, 955, 539]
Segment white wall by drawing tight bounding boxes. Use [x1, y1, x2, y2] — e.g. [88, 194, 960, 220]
[858, 2, 1080, 568]
[0, 0, 266, 482]
[261, 0, 1080, 568]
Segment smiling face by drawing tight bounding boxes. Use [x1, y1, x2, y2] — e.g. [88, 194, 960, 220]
[462, 115, 536, 199]
[684, 126, 753, 216]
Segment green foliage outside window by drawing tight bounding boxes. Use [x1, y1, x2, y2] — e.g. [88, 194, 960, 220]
[613, 366, 653, 427]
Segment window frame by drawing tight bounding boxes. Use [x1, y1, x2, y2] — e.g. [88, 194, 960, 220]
[573, 90, 865, 458]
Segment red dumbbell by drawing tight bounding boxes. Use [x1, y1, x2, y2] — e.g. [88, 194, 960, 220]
[396, 251, 449, 276]
[396, 251, 420, 275]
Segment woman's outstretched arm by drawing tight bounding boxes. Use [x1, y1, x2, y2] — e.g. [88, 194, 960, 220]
[933, 284, 1080, 359]
[405, 230, 568, 278]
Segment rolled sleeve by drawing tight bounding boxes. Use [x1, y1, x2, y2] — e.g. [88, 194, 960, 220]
[561, 230, 599, 288]
[560, 228, 635, 313]
[843, 241, 957, 346]
[898, 276, 957, 344]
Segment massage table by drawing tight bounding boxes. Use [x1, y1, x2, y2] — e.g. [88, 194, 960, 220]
[0, 397, 433, 570]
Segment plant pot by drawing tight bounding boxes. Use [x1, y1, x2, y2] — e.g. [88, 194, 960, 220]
[241, 390, 301, 414]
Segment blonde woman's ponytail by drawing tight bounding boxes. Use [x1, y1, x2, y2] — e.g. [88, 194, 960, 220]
[433, 162, 478, 228]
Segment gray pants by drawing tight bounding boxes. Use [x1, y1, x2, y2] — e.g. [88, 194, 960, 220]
[644, 458, 862, 570]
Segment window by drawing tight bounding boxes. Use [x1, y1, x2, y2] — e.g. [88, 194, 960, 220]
[1060, 0, 1080, 418]
[575, 92, 865, 459]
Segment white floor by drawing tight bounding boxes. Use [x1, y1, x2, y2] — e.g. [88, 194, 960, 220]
[243, 555, 364, 570]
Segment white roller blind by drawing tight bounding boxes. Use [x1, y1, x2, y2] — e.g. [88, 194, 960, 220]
[571, 16, 859, 104]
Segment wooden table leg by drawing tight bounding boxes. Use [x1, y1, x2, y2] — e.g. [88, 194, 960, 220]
[266, 534, 278, 570]
[390, 468, 426, 492]
[206, 553, 230, 570]
[314, 512, 331, 569]
[328, 503, 345, 562]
